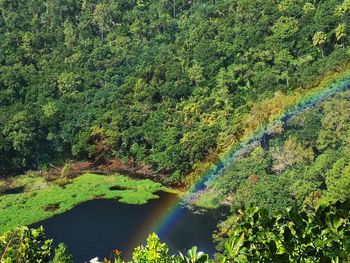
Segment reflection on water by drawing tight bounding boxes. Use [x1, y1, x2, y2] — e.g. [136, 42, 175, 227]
[31, 192, 220, 262]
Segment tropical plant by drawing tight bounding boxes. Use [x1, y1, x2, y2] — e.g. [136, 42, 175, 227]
[179, 246, 209, 263]
[52, 243, 74, 263]
[335, 23, 347, 47]
[215, 200, 350, 262]
[313, 31, 327, 57]
[132, 233, 172, 263]
[0, 226, 52, 263]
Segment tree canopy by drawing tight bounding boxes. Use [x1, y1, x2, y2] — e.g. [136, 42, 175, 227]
[1, 0, 350, 184]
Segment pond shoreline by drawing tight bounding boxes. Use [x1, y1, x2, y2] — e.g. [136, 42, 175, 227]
[0, 172, 177, 234]
[29, 192, 221, 262]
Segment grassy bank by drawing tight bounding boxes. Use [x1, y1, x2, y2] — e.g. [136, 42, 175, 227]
[0, 173, 174, 233]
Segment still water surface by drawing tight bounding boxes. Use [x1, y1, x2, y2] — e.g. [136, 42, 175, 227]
[31, 192, 219, 262]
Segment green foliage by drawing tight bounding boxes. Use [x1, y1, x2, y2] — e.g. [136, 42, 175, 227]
[313, 31, 328, 47]
[325, 156, 350, 202]
[179, 246, 209, 263]
[1, 0, 350, 181]
[216, 201, 350, 262]
[198, 90, 350, 212]
[52, 243, 74, 263]
[1, 3, 350, 261]
[132, 233, 172, 262]
[271, 16, 299, 40]
[0, 228, 72, 263]
[317, 94, 350, 150]
[335, 0, 350, 16]
[303, 3, 316, 14]
[336, 23, 347, 45]
[0, 226, 52, 263]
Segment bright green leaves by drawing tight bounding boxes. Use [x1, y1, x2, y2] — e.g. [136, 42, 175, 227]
[313, 31, 327, 57]
[132, 233, 171, 263]
[0, 227, 74, 263]
[57, 72, 82, 96]
[93, 3, 111, 40]
[187, 63, 204, 86]
[42, 101, 59, 120]
[313, 31, 327, 47]
[0, 228, 212, 263]
[217, 201, 350, 262]
[325, 157, 350, 202]
[317, 96, 350, 151]
[271, 16, 299, 40]
[303, 3, 316, 14]
[101, 233, 211, 262]
[336, 23, 347, 47]
[335, 0, 350, 16]
[179, 246, 209, 263]
[221, 233, 246, 261]
[277, 0, 305, 15]
[3, 110, 35, 154]
[52, 243, 74, 263]
[0, 226, 52, 263]
[63, 20, 76, 49]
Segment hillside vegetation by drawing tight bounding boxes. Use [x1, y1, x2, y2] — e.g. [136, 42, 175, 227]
[1, 0, 350, 185]
[198, 88, 350, 210]
[2, 0, 350, 262]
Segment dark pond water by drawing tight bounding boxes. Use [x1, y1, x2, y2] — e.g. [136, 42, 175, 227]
[31, 192, 220, 262]
[2, 186, 25, 194]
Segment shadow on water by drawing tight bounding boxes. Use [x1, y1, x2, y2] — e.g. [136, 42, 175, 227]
[30, 192, 221, 262]
[1, 186, 25, 195]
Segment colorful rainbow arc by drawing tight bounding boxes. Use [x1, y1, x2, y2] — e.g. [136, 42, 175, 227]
[154, 74, 350, 240]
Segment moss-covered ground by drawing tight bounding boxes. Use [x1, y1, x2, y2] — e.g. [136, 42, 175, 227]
[0, 173, 173, 233]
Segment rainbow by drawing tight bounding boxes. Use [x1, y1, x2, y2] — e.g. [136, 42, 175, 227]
[152, 73, 350, 243]
[155, 74, 350, 238]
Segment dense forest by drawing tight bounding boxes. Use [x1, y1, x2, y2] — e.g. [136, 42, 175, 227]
[2, 0, 350, 262]
[200, 89, 350, 212]
[1, 0, 350, 183]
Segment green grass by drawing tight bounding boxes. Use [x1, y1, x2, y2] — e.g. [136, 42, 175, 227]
[0, 173, 169, 233]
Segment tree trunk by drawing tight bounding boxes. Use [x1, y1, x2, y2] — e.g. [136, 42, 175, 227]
[173, 0, 176, 18]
